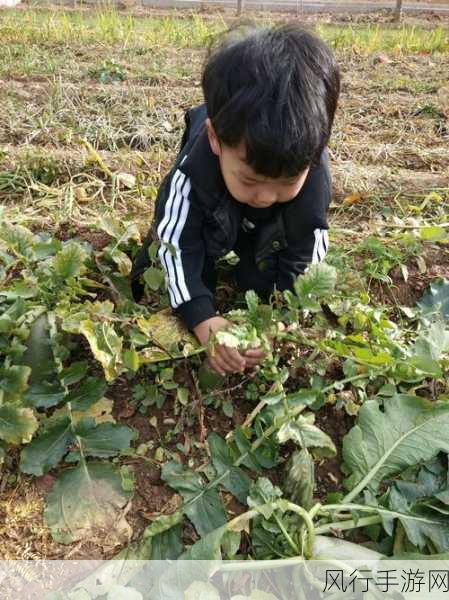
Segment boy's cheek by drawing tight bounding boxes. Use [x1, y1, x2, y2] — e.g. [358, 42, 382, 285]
[223, 175, 252, 204]
[232, 189, 254, 206]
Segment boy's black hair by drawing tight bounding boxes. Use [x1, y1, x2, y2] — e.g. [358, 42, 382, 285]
[202, 22, 340, 178]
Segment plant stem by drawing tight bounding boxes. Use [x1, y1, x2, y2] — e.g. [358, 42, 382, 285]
[272, 512, 300, 555]
[225, 499, 316, 559]
[217, 556, 305, 572]
[283, 501, 316, 558]
[393, 520, 405, 555]
[315, 515, 382, 534]
[316, 501, 441, 534]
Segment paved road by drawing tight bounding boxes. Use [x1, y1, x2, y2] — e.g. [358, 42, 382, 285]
[143, 0, 449, 13]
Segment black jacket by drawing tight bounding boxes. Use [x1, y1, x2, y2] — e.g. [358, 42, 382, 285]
[132, 104, 332, 330]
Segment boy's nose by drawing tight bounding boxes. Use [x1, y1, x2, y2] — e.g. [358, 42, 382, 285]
[254, 189, 277, 206]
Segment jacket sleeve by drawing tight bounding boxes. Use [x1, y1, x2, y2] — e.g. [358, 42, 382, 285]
[156, 167, 216, 330]
[276, 148, 332, 292]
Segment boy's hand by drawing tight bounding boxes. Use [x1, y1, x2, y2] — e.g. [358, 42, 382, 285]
[242, 348, 266, 369]
[193, 316, 264, 376]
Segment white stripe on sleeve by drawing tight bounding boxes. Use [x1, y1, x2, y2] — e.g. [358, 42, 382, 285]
[312, 228, 321, 264]
[157, 169, 192, 308]
[157, 171, 185, 306]
[322, 230, 329, 254]
[170, 180, 192, 303]
[312, 228, 329, 264]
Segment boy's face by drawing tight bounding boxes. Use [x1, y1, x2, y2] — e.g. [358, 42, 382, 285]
[206, 118, 310, 209]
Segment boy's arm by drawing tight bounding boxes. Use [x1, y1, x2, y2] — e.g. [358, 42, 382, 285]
[157, 166, 257, 374]
[276, 148, 332, 291]
[156, 169, 216, 330]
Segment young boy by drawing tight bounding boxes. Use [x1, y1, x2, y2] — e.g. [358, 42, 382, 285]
[131, 23, 340, 376]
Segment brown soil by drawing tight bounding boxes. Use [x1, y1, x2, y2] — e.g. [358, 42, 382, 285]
[314, 404, 354, 502]
[371, 244, 449, 306]
[55, 223, 113, 251]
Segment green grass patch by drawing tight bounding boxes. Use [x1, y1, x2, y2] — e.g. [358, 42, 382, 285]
[318, 23, 449, 54]
[0, 8, 223, 48]
[0, 9, 448, 54]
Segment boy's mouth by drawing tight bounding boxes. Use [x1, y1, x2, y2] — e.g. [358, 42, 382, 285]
[247, 201, 274, 209]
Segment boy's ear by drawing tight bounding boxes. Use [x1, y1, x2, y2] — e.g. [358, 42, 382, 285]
[206, 118, 221, 156]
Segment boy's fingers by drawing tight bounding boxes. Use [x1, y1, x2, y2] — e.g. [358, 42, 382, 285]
[244, 349, 265, 359]
[243, 353, 265, 367]
[244, 356, 264, 369]
[208, 355, 227, 377]
[213, 347, 237, 373]
[217, 345, 245, 372]
[222, 345, 247, 372]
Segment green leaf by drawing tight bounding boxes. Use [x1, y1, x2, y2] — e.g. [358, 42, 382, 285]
[0, 281, 38, 299]
[198, 361, 224, 392]
[108, 273, 135, 301]
[77, 321, 123, 381]
[208, 433, 251, 504]
[20, 418, 74, 475]
[161, 461, 227, 537]
[110, 249, 132, 276]
[0, 298, 26, 334]
[33, 237, 62, 259]
[69, 420, 136, 460]
[53, 243, 87, 279]
[420, 226, 448, 242]
[177, 387, 189, 406]
[143, 511, 183, 541]
[0, 364, 30, 402]
[22, 313, 54, 384]
[343, 395, 449, 499]
[123, 349, 140, 372]
[388, 486, 449, 552]
[23, 380, 66, 409]
[60, 362, 88, 386]
[248, 478, 282, 520]
[245, 290, 259, 316]
[45, 462, 132, 544]
[283, 449, 315, 509]
[277, 413, 336, 457]
[394, 458, 447, 504]
[245, 290, 273, 332]
[181, 524, 228, 560]
[136, 310, 198, 363]
[120, 464, 135, 493]
[234, 426, 278, 471]
[410, 321, 449, 376]
[418, 279, 449, 322]
[66, 377, 108, 411]
[147, 241, 159, 262]
[0, 404, 38, 444]
[143, 266, 165, 291]
[293, 263, 337, 312]
[221, 529, 241, 558]
[97, 214, 140, 245]
[0, 222, 34, 256]
[150, 525, 183, 559]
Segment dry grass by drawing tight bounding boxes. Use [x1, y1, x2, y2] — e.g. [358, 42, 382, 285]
[1, 38, 447, 233]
